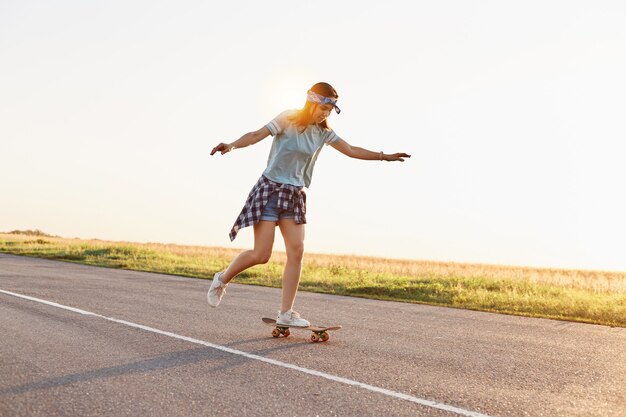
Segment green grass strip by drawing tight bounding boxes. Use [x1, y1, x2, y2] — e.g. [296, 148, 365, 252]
[1, 236, 624, 327]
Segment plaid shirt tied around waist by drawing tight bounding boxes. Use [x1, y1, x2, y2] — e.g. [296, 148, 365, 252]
[229, 176, 306, 241]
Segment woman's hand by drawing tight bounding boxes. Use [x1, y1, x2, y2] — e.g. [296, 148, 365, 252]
[384, 152, 411, 162]
[210, 143, 233, 156]
[210, 127, 271, 156]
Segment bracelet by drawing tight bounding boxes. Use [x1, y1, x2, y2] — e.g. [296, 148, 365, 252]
[379, 151, 383, 161]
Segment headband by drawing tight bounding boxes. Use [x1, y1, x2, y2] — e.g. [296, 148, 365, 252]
[307, 90, 341, 114]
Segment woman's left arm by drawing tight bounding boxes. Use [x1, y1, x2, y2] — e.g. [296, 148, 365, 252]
[330, 139, 411, 162]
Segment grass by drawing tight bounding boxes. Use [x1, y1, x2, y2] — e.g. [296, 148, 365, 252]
[1, 231, 625, 327]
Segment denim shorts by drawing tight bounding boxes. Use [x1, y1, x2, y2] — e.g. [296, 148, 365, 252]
[260, 192, 295, 222]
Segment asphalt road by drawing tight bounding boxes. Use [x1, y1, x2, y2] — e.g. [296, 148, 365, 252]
[0, 253, 624, 417]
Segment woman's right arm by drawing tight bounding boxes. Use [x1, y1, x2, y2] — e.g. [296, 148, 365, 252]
[210, 126, 272, 156]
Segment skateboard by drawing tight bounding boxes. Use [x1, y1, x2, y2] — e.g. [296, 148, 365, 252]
[262, 317, 342, 343]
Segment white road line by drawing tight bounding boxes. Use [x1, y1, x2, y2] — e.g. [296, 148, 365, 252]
[1, 289, 491, 417]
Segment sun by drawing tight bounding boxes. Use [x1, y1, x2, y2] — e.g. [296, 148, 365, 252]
[259, 72, 316, 114]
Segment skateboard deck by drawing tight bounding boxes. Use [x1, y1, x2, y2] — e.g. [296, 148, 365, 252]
[262, 317, 342, 342]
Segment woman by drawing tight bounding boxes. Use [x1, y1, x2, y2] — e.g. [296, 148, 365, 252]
[209, 82, 410, 327]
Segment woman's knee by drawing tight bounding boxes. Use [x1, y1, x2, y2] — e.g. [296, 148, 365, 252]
[287, 243, 304, 262]
[251, 250, 272, 264]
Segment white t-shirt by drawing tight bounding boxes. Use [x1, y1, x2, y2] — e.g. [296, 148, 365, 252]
[263, 109, 341, 188]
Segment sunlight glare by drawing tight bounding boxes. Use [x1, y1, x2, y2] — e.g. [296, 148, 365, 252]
[258, 72, 316, 114]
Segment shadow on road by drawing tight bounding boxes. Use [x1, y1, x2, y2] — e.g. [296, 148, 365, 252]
[1, 344, 274, 396]
[0, 329, 321, 396]
[225, 336, 314, 355]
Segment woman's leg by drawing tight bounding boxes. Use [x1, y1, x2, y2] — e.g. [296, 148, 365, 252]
[277, 219, 305, 312]
[220, 221, 276, 284]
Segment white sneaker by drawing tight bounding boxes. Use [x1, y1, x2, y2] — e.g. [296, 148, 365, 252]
[207, 272, 228, 307]
[276, 309, 310, 327]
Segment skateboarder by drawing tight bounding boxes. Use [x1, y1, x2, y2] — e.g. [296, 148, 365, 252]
[209, 82, 410, 327]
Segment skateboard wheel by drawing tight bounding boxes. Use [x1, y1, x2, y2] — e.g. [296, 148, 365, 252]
[272, 328, 281, 338]
[310, 333, 320, 343]
[283, 329, 290, 337]
[321, 332, 329, 342]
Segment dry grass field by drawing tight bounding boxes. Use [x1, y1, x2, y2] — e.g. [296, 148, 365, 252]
[2, 231, 625, 327]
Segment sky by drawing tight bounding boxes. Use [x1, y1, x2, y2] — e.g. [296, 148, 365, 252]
[1, 1, 625, 272]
